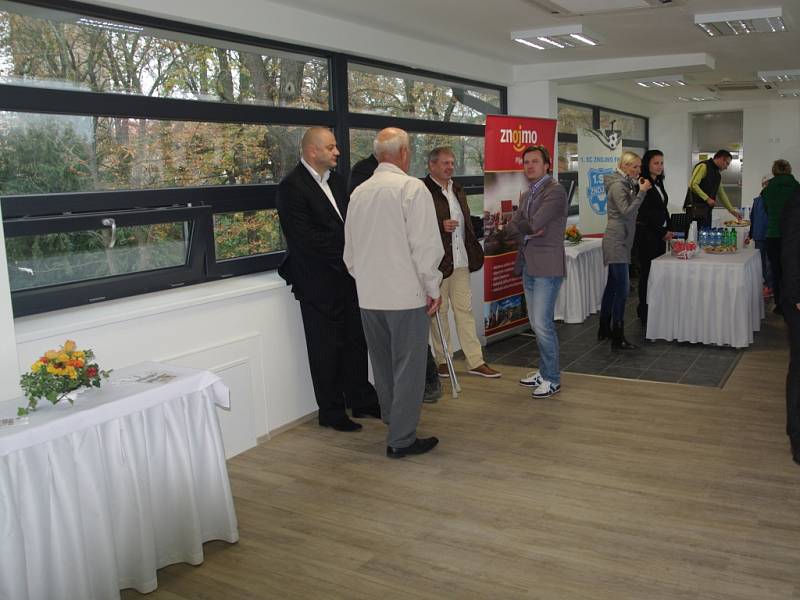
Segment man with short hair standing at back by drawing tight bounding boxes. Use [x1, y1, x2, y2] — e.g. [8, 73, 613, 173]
[276, 126, 381, 433]
[504, 145, 568, 398]
[344, 127, 444, 458]
[422, 146, 500, 380]
[684, 149, 741, 228]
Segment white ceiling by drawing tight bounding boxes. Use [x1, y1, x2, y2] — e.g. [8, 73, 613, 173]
[265, 0, 800, 103]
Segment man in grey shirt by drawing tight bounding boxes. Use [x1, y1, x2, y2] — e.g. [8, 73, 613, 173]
[344, 128, 444, 458]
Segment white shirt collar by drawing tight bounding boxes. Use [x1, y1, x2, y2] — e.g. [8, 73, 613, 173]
[301, 157, 331, 185]
[431, 176, 452, 194]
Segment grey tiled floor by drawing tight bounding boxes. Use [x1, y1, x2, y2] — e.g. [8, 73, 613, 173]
[478, 297, 746, 388]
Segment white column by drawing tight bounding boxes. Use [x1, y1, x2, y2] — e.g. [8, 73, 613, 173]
[507, 80, 558, 120]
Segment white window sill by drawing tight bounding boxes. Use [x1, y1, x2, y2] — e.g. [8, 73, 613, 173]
[14, 272, 287, 344]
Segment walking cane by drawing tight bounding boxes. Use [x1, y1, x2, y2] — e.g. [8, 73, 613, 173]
[434, 311, 461, 398]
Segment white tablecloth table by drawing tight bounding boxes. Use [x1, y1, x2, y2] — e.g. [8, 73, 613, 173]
[0, 362, 239, 600]
[645, 248, 764, 347]
[555, 238, 608, 323]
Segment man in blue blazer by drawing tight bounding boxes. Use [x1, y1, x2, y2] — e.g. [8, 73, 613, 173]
[276, 127, 380, 431]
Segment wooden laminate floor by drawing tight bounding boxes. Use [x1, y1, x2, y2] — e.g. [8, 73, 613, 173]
[123, 313, 800, 600]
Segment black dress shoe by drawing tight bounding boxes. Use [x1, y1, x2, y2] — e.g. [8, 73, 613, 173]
[386, 436, 439, 459]
[352, 405, 381, 419]
[319, 416, 362, 432]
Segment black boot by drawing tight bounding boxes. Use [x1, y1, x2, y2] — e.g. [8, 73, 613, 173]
[611, 321, 638, 350]
[597, 315, 612, 341]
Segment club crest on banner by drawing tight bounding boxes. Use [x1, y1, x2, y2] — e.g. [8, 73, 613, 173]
[577, 127, 622, 234]
[588, 168, 614, 216]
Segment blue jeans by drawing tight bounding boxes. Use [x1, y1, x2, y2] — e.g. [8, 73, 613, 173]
[600, 263, 629, 324]
[522, 274, 563, 385]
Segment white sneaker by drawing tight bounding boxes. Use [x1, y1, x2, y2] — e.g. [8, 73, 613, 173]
[532, 380, 561, 398]
[519, 371, 543, 387]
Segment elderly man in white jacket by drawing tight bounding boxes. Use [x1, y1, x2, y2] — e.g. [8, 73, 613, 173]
[344, 128, 444, 459]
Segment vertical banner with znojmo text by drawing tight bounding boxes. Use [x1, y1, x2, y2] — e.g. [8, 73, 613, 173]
[577, 127, 622, 234]
[482, 115, 558, 341]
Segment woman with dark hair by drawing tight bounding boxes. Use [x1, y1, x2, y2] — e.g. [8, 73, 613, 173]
[634, 149, 672, 325]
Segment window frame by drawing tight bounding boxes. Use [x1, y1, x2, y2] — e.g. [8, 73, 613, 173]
[0, 0, 506, 316]
[4, 205, 211, 316]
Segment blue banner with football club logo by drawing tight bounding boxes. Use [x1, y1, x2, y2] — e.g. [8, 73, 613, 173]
[577, 128, 622, 234]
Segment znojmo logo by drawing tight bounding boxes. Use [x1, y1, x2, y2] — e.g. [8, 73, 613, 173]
[499, 125, 538, 152]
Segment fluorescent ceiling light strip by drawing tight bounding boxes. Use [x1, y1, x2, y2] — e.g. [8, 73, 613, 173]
[537, 36, 565, 48]
[514, 38, 545, 50]
[569, 33, 596, 46]
[698, 23, 715, 37]
[636, 82, 649, 88]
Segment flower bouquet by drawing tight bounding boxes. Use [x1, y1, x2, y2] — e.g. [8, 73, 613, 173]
[18, 340, 110, 416]
[565, 224, 582, 245]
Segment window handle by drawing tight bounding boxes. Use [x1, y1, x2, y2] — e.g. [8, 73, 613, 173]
[101, 218, 117, 248]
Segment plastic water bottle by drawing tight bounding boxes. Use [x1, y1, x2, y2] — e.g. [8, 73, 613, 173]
[699, 228, 708, 248]
[714, 228, 722, 247]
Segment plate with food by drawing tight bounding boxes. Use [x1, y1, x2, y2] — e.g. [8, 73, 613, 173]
[703, 245, 738, 254]
[723, 219, 750, 227]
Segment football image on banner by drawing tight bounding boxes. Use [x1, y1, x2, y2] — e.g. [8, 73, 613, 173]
[577, 127, 622, 234]
[482, 114, 557, 340]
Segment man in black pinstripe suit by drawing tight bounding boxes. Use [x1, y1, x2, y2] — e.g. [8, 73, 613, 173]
[276, 127, 380, 432]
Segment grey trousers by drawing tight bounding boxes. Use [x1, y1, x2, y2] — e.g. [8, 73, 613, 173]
[360, 306, 429, 449]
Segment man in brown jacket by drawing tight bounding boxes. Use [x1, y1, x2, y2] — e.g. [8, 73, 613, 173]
[423, 147, 501, 379]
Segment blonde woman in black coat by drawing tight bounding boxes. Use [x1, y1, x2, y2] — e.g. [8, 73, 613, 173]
[634, 149, 672, 325]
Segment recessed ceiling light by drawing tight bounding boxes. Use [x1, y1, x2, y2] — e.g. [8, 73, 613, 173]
[695, 7, 787, 37]
[677, 96, 719, 102]
[514, 38, 546, 50]
[757, 69, 800, 82]
[511, 24, 602, 50]
[635, 75, 687, 88]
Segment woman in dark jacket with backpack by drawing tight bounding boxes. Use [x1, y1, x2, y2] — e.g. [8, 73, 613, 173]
[634, 149, 672, 325]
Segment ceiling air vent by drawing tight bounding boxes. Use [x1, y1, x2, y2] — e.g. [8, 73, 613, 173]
[709, 81, 773, 93]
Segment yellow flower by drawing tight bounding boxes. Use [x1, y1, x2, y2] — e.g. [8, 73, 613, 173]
[46, 364, 58, 374]
[31, 362, 42, 372]
[56, 352, 69, 363]
[44, 350, 58, 360]
[74, 351, 85, 359]
[63, 340, 77, 353]
[66, 366, 78, 380]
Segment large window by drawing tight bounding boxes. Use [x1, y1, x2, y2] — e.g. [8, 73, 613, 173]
[557, 99, 648, 214]
[0, 0, 505, 316]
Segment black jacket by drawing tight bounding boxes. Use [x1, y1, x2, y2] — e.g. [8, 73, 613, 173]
[782, 189, 800, 306]
[275, 163, 353, 303]
[348, 154, 379, 196]
[636, 178, 671, 259]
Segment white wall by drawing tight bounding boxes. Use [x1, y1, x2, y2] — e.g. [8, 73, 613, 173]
[650, 99, 800, 213]
[0, 206, 19, 401]
[12, 274, 317, 456]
